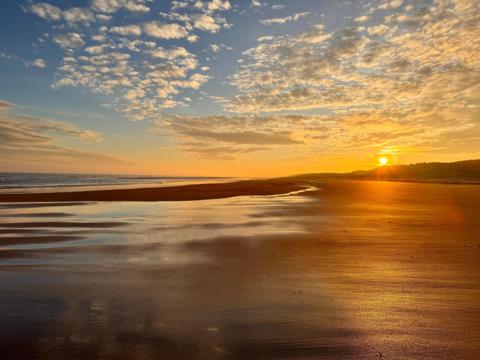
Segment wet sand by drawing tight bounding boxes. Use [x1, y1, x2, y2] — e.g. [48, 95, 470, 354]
[0, 180, 479, 359]
[0, 179, 305, 202]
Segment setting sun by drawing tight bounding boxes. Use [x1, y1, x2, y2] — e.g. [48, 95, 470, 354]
[378, 156, 390, 166]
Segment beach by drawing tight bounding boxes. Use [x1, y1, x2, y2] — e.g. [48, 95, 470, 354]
[0, 178, 305, 202]
[0, 179, 479, 359]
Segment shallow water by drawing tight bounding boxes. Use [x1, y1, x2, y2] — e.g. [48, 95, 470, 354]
[0, 181, 479, 359]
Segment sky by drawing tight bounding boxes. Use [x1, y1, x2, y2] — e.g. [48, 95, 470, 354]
[0, 0, 479, 176]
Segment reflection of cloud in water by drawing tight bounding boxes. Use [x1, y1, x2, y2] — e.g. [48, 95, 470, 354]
[0, 195, 310, 266]
[0, 193, 350, 358]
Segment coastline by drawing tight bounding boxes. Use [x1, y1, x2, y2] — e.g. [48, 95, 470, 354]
[1, 175, 479, 203]
[0, 179, 307, 202]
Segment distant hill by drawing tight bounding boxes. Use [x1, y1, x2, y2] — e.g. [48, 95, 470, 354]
[295, 159, 480, 184]
[349, 159, 480, 182]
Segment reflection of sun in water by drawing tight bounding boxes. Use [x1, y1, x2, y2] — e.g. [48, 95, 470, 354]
[378, 156, 390, 166]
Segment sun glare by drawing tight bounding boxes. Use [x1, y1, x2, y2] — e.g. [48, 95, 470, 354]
[378, 156, 390, 166]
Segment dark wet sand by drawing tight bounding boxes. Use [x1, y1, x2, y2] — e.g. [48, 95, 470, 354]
[0, 180, 479, 359]
[0, 179, 305, 202]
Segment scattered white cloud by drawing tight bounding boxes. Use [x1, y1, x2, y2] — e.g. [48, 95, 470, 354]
[367, 24, 389, 36]
[84, 45, 106, 54]
[31, 58, 47, 68]
[208, 43, 233, 53]
[261, 12, 310, 25]
[53, 32, 85, 49]
[0, 101, 130, 166]
[257, 35, 274, 42]
[149, 46, 196, 62]
[143, 21, 189, 39]
[354, 15, 370, 23]
[191, 14, 221, 32]
[187, 34, 199, 42]
[201, 0, 479, 161]
[91, 0, 122, 14]
[110, 24, 142, 36]
[29, 2, 63, 21]
[63, 7, 95, 23]
[28, 2, 94, 24]
[193, 0, 231, 13]
[125, 1, 150, 12]
[22, 0, 480, 164]
[379, 0, 403, 10]
[96, 13, 113, 21]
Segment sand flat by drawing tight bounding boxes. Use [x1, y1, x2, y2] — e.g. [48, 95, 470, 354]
[0, 179, 306, 202]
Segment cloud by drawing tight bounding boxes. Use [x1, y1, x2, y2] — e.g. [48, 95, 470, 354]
[159, 113, 320, 147]
[63, 7, 95, 23]
[162, 0, 232, 34]
[53, 33, 85, 49]
[379, 0, 403, 10]
[229, 0, 480, 115]
[190, 0, 480, 162]
[96, 13, 112, 21]
[17, 0, 480, 167]
[110, 24, 142, 36]
[0, 102, 130, 166]
[90, 0, 150, 14]
[143, 21, 189, 39]
[208, 43, 233, 53]
[91, 0, 123, 14]
[124, 1, 150, 12]
[2, 52, 47, 70]
[124, 88, 145, 100]
[148, 113, 320, 159]
[172, 1, 189, 10]
[354, 15, 370, 23]
[28, 0, 234, 124]
[0, 100, 14, 109]
[0, 100, 130, 165]
[260, 12, 310, 25]
[178, 143, 270, 160]
[367, 24, 389, 36]
[179, 128, 302, 145]
[54, 37, 205, 120]
[28, 3, 94, 24]
[0, 107, 102, 143]
[193, 0, 231, 13]
[271, 4, 285, 10]
[29, 2, 62, 21]
[31, 58, 47, 68]
[149, 46, 194, 60]
[191, 14, 221, 32]
[187, 34, 199, 42]
[210, 44, 221, 53]
[84, 45, 106, 54]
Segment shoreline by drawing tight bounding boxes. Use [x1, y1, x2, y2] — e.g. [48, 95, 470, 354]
[0, 176, 479, 203]
[0, 179, 307, 202]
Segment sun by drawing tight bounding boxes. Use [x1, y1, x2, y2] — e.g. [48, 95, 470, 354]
[378, 156, 390, 166]
[377, 147, 399, 167]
